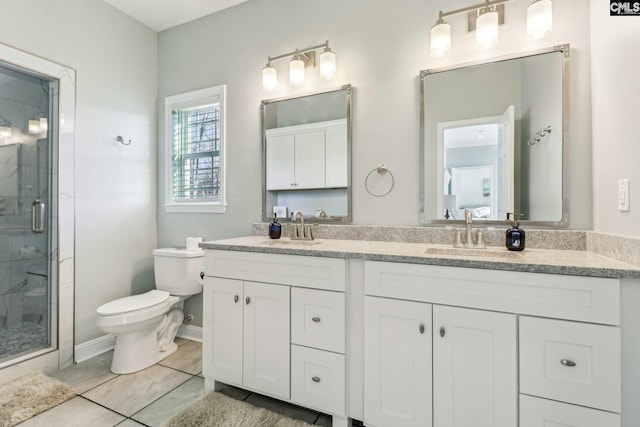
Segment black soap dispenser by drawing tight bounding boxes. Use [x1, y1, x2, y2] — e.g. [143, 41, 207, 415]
[506, 213, 525, 251]
[269, 213, 281, 239]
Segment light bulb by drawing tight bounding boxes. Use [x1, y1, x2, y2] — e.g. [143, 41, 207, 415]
[0, 126, 11, 138]
[28, 120, 40, 134]
[319, 47, 336, 80]
[262, 63, 277, 91]
[527, 0, 552, 39]
[289, 55, 305, 86]
[430, 20, 451, 58]
[39, 117, 48, 133]
[476, 8, 499, 49]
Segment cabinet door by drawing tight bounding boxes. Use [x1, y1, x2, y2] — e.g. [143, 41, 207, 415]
[243, 281, 290, 399]
[364, 296, 432, 427]
[266, 134, 295, 190]
[204, 277, 243, 386]
[294, 131, 325, 189]
[325, 124, 348, 188]
[433, 305, 516, 427]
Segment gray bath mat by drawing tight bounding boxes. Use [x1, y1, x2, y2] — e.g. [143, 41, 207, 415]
[0, 371, 75, 426]
[162, 391, 314, 427]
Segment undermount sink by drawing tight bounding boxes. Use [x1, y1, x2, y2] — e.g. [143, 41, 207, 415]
[264, 239, 321, 246]
[424, 246, 524, 260]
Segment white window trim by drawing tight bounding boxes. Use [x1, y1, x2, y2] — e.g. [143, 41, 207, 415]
[164, 85, 226, 214]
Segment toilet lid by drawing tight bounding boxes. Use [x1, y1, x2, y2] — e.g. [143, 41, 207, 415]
[97, 290, 170, 315]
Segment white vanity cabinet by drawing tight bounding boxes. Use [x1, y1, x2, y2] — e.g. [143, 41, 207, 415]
[203, 250, 350, 426]
[363, 260, 626, 427]
[265, 119, 347, 190]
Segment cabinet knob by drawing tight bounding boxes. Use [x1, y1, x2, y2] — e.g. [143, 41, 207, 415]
[246, 296, 251, 305]
[312, 376, 321, 383]
[312, 317, 321, 323]
[234, 295, 239, 303]
[419, 323, 425, 334]
[440, 326, 445, 337]
[560, 359, 576, 367]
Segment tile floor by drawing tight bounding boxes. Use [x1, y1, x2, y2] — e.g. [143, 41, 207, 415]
[21, 339, 338, 427]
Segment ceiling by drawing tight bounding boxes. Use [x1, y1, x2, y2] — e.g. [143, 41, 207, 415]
[104, 0, 250, 32]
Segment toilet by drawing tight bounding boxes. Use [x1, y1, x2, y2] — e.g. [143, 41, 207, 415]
[96, 248, 205, 374]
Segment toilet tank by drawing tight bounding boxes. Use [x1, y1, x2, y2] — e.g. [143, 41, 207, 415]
[152, 248, 204, 296]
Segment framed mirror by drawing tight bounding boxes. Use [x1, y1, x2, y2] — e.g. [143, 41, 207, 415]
[420, 45, 569, 227]
[262, 85, 352, 223]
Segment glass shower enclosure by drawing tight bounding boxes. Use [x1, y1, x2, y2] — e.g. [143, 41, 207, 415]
[0, 62, 57, 364]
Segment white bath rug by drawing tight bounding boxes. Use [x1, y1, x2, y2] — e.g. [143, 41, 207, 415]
[0, 371, 75, 427]
[162, 391, 315, 427]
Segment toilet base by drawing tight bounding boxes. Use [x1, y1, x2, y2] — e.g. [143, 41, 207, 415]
[111, 331, 179, 374]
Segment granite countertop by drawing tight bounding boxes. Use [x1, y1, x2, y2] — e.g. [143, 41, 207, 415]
[202, 235, 640, 279]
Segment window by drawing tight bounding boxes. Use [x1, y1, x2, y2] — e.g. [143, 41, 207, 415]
[164, 85, 226, 213]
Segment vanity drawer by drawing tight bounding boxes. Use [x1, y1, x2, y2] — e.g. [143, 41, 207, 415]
[364, 261, 620, 325]
[519, 316, 621, 412]
[291, 287, 345, 354]
[291, 345, 345, 416]
[520, 394, 620, 427]
[206, 250, 346, 291]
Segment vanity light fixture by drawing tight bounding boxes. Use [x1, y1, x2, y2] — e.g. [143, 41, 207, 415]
[262, 40, 336, 90]
[0, 126, 11, 139]
[429, 0, 553, 57]
[28, 117, 48, 135]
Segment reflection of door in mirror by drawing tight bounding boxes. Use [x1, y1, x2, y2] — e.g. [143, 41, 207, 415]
[437, 105, 514, 220]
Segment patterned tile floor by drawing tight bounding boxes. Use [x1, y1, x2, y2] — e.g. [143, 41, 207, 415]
[18, 339, 345, 426]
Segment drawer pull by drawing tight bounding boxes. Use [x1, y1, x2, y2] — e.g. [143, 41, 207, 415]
[419, 323, 425, 334]
[234, 295, 239, 303]
[440, 326, 446, 337]
[560, 359, 576, 367]
[312, 317, 321, 323]
[312, 376, 321, 383]
[246, 296, 251, 305]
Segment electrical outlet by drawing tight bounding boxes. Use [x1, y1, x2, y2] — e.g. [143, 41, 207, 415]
[618, 179, 630, 212]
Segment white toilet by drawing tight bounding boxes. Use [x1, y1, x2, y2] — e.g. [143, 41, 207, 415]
[96, 248, 205, 374]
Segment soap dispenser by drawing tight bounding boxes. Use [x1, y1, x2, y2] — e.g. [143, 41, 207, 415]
[269, 213, 282, 239]
[506, 213, 525, 251]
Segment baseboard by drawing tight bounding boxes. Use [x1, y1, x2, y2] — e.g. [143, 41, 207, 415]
[75, 334, 116, 363]
[177, 324, 202, 342]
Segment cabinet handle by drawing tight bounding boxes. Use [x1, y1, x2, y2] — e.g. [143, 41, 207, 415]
[234, 295, 239, 303]
[560, 359, 576, 367]
[312, 317, 321, 323]
[419, 323, 425, 334]
[312, 376, 321, 383]
[246, 296, 251, 305]
[440, 326, 445, 337]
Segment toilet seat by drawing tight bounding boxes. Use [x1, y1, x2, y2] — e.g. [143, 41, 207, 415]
[97, 290, 179, 328]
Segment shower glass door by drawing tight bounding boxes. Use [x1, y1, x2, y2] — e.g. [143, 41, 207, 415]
[0, 62, 56, 364]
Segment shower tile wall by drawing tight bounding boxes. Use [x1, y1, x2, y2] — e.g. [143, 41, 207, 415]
[0, 74, 50, 359]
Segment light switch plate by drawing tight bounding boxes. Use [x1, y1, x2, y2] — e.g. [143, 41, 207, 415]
[618, 179, 630, 212]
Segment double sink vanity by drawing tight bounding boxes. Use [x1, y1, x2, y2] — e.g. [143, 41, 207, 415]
[201, 231, 640, 427]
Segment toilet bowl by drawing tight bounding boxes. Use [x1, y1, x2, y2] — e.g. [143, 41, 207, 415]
[96, 248, 204, 374]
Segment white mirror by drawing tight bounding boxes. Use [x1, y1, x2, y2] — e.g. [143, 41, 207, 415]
[420, 45, 569, 226]
[262, 85, 352, 222]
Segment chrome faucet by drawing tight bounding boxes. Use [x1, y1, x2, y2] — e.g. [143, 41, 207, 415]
[453, 209, 486, 249]
[291, 211, 314, 241]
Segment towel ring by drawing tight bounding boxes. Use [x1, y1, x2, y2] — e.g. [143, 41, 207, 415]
[365, 164, 395, 197]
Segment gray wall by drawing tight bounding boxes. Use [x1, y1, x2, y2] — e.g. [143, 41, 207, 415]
[0, 0, 158, 343]
[158, 0, 594, 325]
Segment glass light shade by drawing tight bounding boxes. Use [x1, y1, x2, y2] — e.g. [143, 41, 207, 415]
[527, 0, 552, 39]
[0, 126, 11, 138]
[28, 120, 40, 134]
[262, 65, 278, 90]
[430, 21, 451, 58]
[289, 57, 305, 86]
[39, 117, 48, 132]
[319, 48, 336, 80]
[476, 10, 499, 49]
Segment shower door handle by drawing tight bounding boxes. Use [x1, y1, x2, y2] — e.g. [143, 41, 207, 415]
[31, 199, 45, 234]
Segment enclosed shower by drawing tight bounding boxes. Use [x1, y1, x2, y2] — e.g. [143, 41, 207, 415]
[0, 62, 57, 364]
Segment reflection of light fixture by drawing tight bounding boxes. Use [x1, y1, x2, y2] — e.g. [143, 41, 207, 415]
[430, 0, 553, 57]
[0, 126, 11, 138]
[262, 40, 336, 90]
[527, 0, 552, 39]
[29, 120, 41, 134]
[40, 117, 48, 133]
